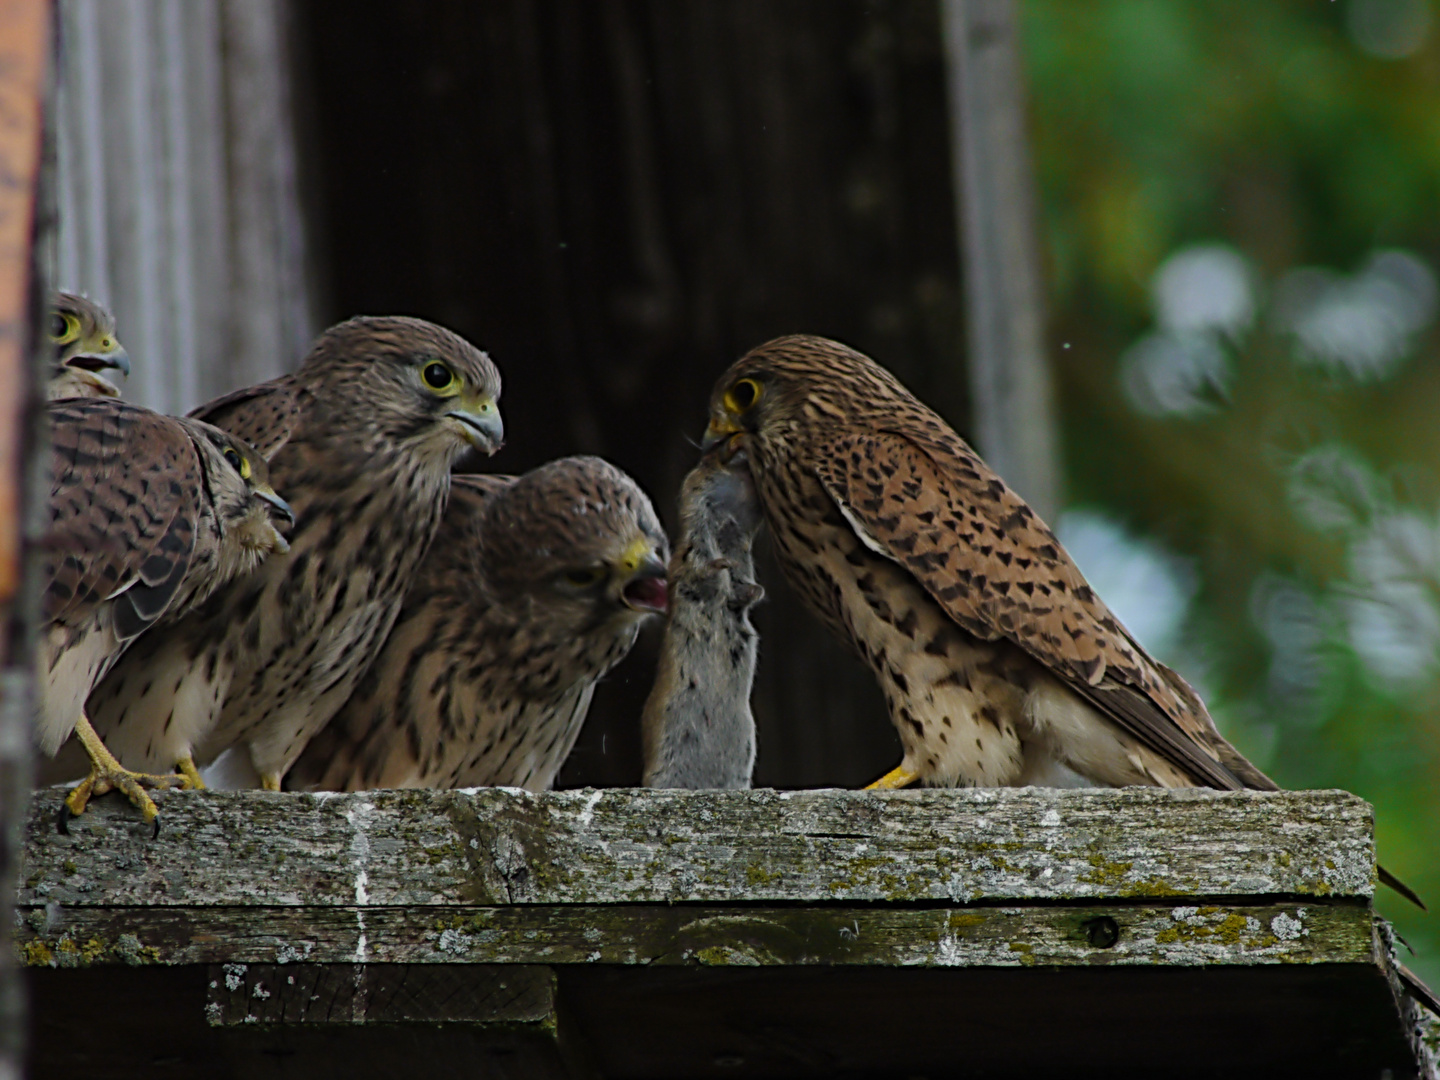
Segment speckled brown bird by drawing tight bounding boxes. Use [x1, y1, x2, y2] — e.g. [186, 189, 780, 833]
[703, 334, 1281, 795]
[46, 293, 130, 400]
[85, 316, 503, 791]
[705, 334, 1427, 908]
[642, 441, 764, 789]
[287, 456, 668, 792]
[40, 398, 291, 821]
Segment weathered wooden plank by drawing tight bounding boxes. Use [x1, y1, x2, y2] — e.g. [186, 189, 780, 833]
[15, 900, 1374, 972]
[22, 786, 1375, 907]
[204, 962, 557, 1026]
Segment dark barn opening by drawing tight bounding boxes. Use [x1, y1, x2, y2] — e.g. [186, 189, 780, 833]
[293, 0, 968, 789]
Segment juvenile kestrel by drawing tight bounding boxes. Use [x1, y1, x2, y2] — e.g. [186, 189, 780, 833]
[84, 317, 503, 791]
[703, 334, 1283, 794]
[46, 293, 131, 400]
[642, 441, 764, 789]
[40, 398, 290, 821]
[288, 456, 667, 792]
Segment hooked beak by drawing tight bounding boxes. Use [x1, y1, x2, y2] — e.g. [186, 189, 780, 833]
[619, 544, 668, 615]
[701, 414, 742, 453]
[68, 345, 131, 380]
[255, 486, 296, 528]
[448, 399, 504, 455]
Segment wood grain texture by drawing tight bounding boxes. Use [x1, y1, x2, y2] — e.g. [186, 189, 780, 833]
[21, 786, 1374, 910]
[17, 899, 1375, 971]
[15, 785, 1435, 1077]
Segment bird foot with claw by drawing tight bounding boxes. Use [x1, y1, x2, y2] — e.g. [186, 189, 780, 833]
[63, 764, 184, 823]
[64, 713, 184, 825]
[175, 756, 207, 791]
[864, 765, 920, 790]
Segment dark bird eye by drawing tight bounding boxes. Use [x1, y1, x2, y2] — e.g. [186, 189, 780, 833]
[564, 567, 605, 587]
[724, 378, 761, 414]
[223, 447, 252, 479]
[422, 361, 456, 391]
[50, 313, 79, 343]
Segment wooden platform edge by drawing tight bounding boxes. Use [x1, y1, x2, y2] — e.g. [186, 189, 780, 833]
[20, 785, 1377, 908]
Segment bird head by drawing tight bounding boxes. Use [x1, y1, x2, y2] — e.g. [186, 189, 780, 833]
[703, 334, 908, 455]
[480, 456, 670, 629]
[47, 293, 130, 400]
[192, 422, 295, 566]
[299, 316, 504, 466]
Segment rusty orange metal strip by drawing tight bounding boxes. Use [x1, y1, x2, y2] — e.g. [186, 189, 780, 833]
[0, 0, 50, 605]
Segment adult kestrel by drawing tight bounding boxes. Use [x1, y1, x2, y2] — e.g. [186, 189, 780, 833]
[40, 398, 291, 821]
[701, 334, 1285, 793]
[46, 293, 130, 400]
[84, 317, 503, 791]
[642, 442, 764, 789]
[705, 335, 1424, 906]
[288, 456, 668, 792]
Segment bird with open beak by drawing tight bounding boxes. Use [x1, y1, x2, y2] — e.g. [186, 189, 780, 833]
[47, 293, 131, 400]
[289, 456, 668, 792]
[85, 316, 505, 792]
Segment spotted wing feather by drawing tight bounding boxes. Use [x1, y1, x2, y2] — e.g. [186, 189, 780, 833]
[45, 399, 202, 643]
[187, 381, 302, 460]
[812, 426, 1243, 791]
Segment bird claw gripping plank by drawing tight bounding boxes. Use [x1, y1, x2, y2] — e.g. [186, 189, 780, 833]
[60, 715, 187, 824]
[642, 438, 765, 790]
[39, 399, 289, 826]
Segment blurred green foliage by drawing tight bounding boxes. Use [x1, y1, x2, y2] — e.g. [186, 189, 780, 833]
[1023, 0, 1440, 982]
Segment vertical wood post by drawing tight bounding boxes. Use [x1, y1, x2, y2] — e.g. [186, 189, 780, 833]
[942, 0, 1060, 520]
[0, 3, 53, 1076]
[53, 0, 314, 414]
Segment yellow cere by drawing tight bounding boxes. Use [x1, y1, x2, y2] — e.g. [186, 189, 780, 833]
[619, 535, 654, 575]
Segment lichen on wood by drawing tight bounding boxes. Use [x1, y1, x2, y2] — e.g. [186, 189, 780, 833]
[19, 785, 1376, 911]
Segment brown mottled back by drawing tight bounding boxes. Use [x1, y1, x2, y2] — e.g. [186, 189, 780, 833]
[39, 399, 288, 759]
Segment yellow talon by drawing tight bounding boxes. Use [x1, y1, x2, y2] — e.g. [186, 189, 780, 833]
[175, 756, 207, 791]
[864, 765, 920, 790]
[260, 773, 282, 792]
[65, 714, 183, 821]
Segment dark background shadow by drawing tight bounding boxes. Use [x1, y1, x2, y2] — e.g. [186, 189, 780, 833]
[293, 0, 969, 788]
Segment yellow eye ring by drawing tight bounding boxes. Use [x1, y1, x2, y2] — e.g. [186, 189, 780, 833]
[422, 361, 457, 393]
[723, 377, 762, 414]
[223, 447, 252, 480]
[50, 312, 80, 344]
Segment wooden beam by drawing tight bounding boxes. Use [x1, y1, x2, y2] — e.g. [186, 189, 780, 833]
[16, 786, 1436, 1077]
[20, 787, 1376, 910]
[0, 3, 51, 1079]
[27, 899, 1375, 970]
[943, 0, 1060, 518]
